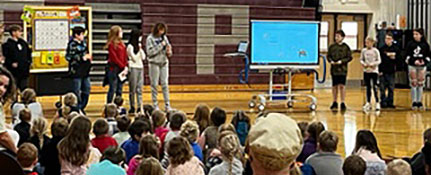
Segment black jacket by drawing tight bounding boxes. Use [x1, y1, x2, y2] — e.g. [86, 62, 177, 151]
[40, 136, 63, 175]
[405, 40, 431, 67]
[2, 38, 32, 78]
[66, 39, 91, 78]
[379, 44, 400, 73]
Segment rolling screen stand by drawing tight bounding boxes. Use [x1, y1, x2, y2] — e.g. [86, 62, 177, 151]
[248, 65, 319, 111]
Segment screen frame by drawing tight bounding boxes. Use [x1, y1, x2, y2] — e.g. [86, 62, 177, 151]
[250, 20, 321, 66]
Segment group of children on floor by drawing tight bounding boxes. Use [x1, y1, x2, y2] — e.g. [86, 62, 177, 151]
[328, 28, 430, 111]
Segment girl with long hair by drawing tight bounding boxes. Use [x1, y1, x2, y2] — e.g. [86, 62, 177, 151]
[127, 29, 146, 114]
[146, 23, 172, 111]
[209, 131, 244, 175]
[105, 25, 128, 103]
[352, 130, 386, 175]
[193, 104, 210, 135]
[166, 137, 204, 175]
[405, 28, 431, 110]
[11, 88, 43, 125]
[0, 66, 18, 153]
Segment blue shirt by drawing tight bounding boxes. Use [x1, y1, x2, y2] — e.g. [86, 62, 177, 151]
[121, 139, 139, 163]
[191, 142, 203, 162]
[87, 160, 126, 175]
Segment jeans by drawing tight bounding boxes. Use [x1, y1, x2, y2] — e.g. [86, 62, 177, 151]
[128, 68, 143, 110]
[149, 62, 170, 108]
[72, 77, 91, 110]
[379, 73, 395, 106]
[107, 69, 124, 103]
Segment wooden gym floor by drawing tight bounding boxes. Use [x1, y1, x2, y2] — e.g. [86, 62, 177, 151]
[13, 85, 431, 160]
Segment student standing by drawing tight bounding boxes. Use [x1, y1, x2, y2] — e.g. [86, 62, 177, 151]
[405, 28, 430, 110]
[146, 23, 172, 111]
[327, 30, 353, 111]
[105, 25, 128, 103]
[2, 25, 32, 91]
[127, 29, 146, 114]
[66, 27, 92, 111]
[360, 37, 381, 111]
[378, 32, 400, 108]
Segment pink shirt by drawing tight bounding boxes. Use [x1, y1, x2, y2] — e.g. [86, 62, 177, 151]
[165, 157, 205, 175]
[127, 156, 141, 175]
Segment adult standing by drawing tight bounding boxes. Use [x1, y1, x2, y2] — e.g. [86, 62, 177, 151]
[146, 23, 172, 111]
[378, 32, 400, 108]
[105, 25, 128, 103]
[127, 29, 146, 114]
[2, 25, 32, 91]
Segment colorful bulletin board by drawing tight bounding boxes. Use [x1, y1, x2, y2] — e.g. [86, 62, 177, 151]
[23, 6, 92, 73]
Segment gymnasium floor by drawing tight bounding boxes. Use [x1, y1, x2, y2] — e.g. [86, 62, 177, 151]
[27, 86, 431, 160]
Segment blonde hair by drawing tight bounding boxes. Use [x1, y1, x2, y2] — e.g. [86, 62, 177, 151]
[136, 157, 164, 175]
[103, 103, 118, 118]
[218, 131, 241, 175]
[387, 159, 412, 175]
[63, 92, 77, 106]
[20, 88, 36, 105]
[366, 36, 376, 43]
[179, 120, 200, 143]
[104, 25, 123, 49]
[31, 117, 48, 148]
[218, 123, 236, 134]
[0, 23, 4, 42]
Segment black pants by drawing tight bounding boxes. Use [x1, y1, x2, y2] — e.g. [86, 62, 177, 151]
[364, 72, 379, 103]
[14, 76, 28, 92]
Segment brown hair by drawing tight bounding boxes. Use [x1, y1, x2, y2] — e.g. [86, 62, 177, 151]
[104, 25, 123, 49]
[0, 23, 4, 41]
[387, 159, 412, 175]
[218, 131, 241, 175]
[307, 121, 325, 141]
[318, 131, 338, 152]
[114, 96, 124, 107]
[151, 110, 166, 128]
[169, 111, 186, 131]
[167, 137, 193, 166]
[218, 123, 236, 134]
[0, 66, 17, 103]
[136, 157, 164, 175]
[193, 104, 210, 133]
[104, 103, 118, 118]
[20, 88, 36, 104]
[66, 111, 80, 124]
[116, 115, 131, 132]
[8, 24, 22, 36]
[31, 117, 48, 148]
[343, 155, 366, 175]
[51, 118, 69, 137]
[179, 120, 200, 143]
[17, 143, 38, 168]
[139, 135, 160, 160]
[19, 108, 31, 122]
[102, 146, 126, 165]
[58, 116, 92, 166]
[297, 121, 309, 138]
[93, 118, 109, 136]
[151, 23, 167, 37]
[335, 30, 346, 37]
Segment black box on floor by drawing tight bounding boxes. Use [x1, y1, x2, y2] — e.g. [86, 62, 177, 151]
[29, 72, 73, 96]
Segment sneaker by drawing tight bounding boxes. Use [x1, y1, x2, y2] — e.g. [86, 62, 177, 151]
[330, 102, 338, 110]
[340, 103, 347, 111]
[136, 107, 141, 114]
[412, 102, 418, 110]
[128, 107, 135, 114]
[418, 102, 425, 110]
[363, 103, 371, 111]
[375, 103, 381, 111]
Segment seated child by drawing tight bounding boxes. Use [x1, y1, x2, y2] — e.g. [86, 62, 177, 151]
[17, 143, 39, 175]
[91, 119, 118, 153]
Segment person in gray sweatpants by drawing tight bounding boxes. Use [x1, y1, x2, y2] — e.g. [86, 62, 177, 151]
[127, 29, 146, 114]
[146, 23, 172, 111]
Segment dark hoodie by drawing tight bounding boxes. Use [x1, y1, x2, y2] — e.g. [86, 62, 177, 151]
[2, 38, 32, 78]
[405, 40, 431, 67]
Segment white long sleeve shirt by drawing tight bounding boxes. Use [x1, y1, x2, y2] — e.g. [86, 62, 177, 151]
[127, 44, 146, 69]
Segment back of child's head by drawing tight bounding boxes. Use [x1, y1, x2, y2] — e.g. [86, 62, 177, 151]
[218, 123, 236, 134]
[135, 114, 154, 133]
[136, 157, 164, 175]
[318, 131, 338, 152]
[51, 118, 69, 138]
[169, 111, 186, 131]
[93, 118, 109, 136]
[179, 120, 199, 143]
[114, 96, 124, 107]
[343, 155, 366, 175]
[218, 131, 241, 162]
[143, 104, 154, 118]
[230, 110, 250, 146]
[139, 134, 160, 159]
[104, 103, 118, 118]
[31, 117, 48, 137]
[72, 26, 85, 38]
[193, 104, 210, 133]
[67, 111, 80, 123]
[151, 110, 166, 128]
[297, 121, 309, 139]
[129, 120, 152, 141]
[63, 92, 78, 107]
[307, 121, 325, 141]
[19, 108, 31, 123]
[17, 143, 38, 168]
[20, 88, 36, 105]
[116, 115, 131, 132]
[102, 146, 126, 165]
[210, 107, 226, 127]
[387, 159, 411, 175]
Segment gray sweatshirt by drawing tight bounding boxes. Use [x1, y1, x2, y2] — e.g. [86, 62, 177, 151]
[360, 47, 381, 73]
[145, 33, 171, 64]
[209, 158, 244, 175]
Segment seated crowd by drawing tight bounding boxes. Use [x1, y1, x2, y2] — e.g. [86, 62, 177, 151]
[3, 88, 431, 175]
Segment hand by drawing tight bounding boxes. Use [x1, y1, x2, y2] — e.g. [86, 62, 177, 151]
[415, 60, 424, 66]
[161, 41, 167, 46]
[83, 54, 92, 61]
[336, 60, 342, 64]
[330, 61, 335, 65]
[166, 45, 172, 57]
[12, 63, 18, 68]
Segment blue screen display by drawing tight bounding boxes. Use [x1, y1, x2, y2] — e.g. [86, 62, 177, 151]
[251, 21, 319, 64]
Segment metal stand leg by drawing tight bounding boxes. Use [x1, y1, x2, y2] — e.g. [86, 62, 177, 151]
[269, 70, 273, 101]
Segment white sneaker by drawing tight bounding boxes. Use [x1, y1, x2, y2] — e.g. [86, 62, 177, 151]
[375, 103, 381, 111]
[363, 103, 371, 111]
